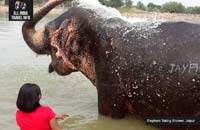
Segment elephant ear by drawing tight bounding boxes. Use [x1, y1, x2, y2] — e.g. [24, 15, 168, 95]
[50, 19, 78, 69]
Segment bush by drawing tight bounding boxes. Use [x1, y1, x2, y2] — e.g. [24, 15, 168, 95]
[161, 1, 185, 13]
[136, 1, 146, 11]
[190, 7, 200, 14]
[185, 7, 193, 14]
[99, 0, 123, 7]
[109, 0, 123, 7]
[147, 2, 161, 12]
[124, 0, 133, 8]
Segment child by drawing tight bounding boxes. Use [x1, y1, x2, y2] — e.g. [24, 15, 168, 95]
[16, 83, 68, 130]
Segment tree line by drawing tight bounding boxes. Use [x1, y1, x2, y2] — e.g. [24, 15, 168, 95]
[136, 1, 200, 14]
[99, 0, 200, 14]
[2, 0, 200, 14]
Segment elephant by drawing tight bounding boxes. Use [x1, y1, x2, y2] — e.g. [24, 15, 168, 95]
[22, 0, 200, 129]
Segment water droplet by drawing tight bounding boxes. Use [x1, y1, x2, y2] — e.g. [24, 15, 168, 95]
[132, 85, 138, 89]
[146, 76, 149, 81]
[152, 60, 157, 65]
[128, 92, 133, 97]
[157, 93, 161, 97]
[140, 90, 144, 96]
[133, 92, 137, 95]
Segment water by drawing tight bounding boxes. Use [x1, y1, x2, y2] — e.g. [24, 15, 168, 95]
[0, 6, 158, 130]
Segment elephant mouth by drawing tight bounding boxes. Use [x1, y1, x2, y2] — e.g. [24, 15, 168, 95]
[48, 39, 77, 75]
[48, 60, 77, 76]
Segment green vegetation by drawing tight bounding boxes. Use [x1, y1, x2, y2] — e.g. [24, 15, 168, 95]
[160, 2, 185, 13]
[147, 2, 161, 12]
[136, 1, 145, 11]
[99, 0, 200, 14]
[109, 0, 123, 7]
[124, 0, 133, 8]
[159, 1, 200, 14]
[99, 0, 123, 7]
[186, 6, 200, 14]
[134, 1, 200, 14]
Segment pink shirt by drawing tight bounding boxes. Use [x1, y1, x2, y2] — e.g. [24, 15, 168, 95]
[16, 106, 55, 130]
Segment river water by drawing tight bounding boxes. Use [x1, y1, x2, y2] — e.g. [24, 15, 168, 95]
[0, 10, 159, 130]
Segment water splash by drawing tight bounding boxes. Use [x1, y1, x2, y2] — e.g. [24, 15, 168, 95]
[73, 0, 164, 39]
[74, 0, 121, 19]
[74, 0, 165, 24]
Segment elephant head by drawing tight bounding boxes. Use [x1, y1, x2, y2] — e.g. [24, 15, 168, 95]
[22, 0, 97, 85]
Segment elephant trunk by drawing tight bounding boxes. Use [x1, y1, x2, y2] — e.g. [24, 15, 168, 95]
[22, 0, 70, 54]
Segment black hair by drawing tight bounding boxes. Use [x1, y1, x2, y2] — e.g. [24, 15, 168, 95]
[16, 83, 41, 112]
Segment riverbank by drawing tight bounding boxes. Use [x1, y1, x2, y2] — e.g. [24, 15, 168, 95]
[123, 12, 200, 24]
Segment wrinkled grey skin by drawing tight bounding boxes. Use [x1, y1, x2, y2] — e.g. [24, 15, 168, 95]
[22, 1, 200, 130]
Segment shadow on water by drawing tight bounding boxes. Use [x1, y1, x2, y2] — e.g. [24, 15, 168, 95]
[0, 14, 158, 130]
